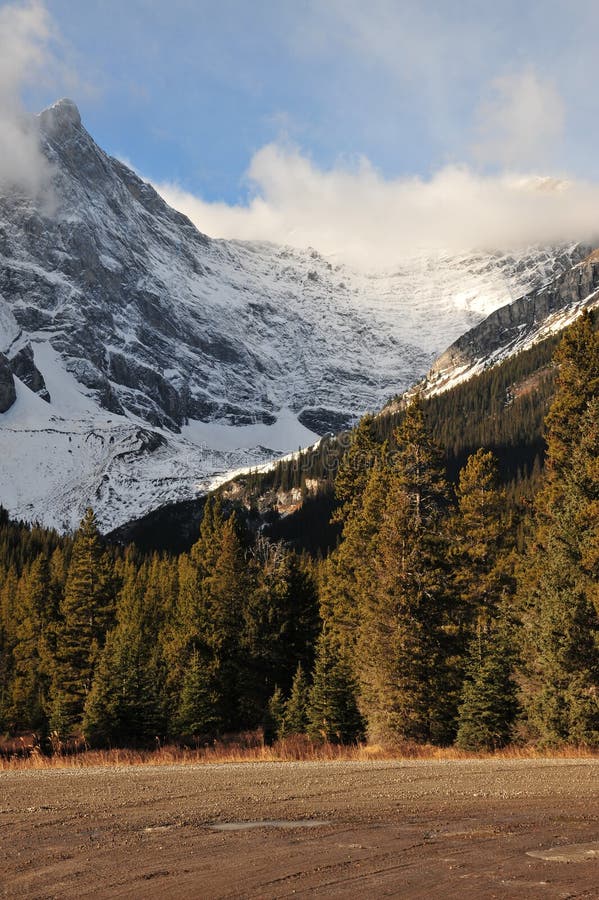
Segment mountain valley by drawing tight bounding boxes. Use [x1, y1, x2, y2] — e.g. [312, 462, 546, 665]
[0, 99, 594, 532]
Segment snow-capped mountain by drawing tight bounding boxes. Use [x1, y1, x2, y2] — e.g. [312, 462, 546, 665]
[416, 247, 599, 397]
[0, 99, 590, 531]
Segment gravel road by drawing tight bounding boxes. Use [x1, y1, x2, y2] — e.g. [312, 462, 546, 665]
[1, 758, 598, 898]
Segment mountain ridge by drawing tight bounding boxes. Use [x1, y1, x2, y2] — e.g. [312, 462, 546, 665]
[0, 98, 592, 532]
[410, 248, 599, 400]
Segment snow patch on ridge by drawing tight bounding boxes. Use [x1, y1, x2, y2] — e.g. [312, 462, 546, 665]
[181, 407, 318, 454]
[0, 343, 320, 532]
[0, 100, 591, 532]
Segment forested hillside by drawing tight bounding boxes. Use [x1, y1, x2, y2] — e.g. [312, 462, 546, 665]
[111, 328, 569, 556]
[0, 313, 597, 751]
[228, 329, 565, 555]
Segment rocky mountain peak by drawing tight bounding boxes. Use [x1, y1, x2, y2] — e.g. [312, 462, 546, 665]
[0, 98, 593, 532]
[38, 98, 82, 134]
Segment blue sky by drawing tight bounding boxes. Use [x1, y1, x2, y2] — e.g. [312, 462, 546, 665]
[3, 0, 599, 263]
[14, 0, 599, 197]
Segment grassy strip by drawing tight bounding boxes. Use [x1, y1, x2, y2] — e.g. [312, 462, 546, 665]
[1, 735, 597, 770]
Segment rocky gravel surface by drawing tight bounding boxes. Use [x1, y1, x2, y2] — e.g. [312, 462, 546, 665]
[1, 758, 598, 898]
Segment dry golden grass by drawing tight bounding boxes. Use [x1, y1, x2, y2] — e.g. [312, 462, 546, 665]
[1, 734, 597, 771]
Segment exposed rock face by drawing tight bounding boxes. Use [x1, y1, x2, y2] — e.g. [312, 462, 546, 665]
[0, 97, 593, 533]
[0, 354, 16, 413]
[9, 344, 50, 401]
[421, 252, 599, 395]
[0, 99, 587, 435]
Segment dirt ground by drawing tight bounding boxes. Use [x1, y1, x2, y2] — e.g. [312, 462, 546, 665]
[1, 758, 598, 899]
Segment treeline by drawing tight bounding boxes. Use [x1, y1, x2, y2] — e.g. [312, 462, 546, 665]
[314, 313, 597, 748]
[0, 313, 597, 750]
[242, 329, 565, 500]
[418, 335, 559, 479]
[0, 504, 320, 746]
[227, 331, 567, 557]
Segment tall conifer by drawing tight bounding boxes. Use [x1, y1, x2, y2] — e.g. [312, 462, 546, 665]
[50, 509, 114, 736]
[308, 626, 364, 743]
[356, 401, 452, 744]
[520, 314, 599, 745]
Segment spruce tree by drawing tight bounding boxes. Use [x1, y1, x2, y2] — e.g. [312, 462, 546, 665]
[190, 496, 226, 576]
[165, 512, 252, 738]
[543, 310, 599, 479]
[10, 555, 52, 732]
[161, 550, 206, 733]
[452, 450, 509, 616]
[357, 400, 452, 744]
[242, 544, 319, 723]
[333, 414, 379, 522]
[281, 664, 310, 736]
[173, 649, 220, 743]
[202, 515, 250, 730]
[321, 456, 390, 654]
[455, 619, 519, 750]
[520, 314, 599, 746]
[450, 450, 516, 721]
[83, 623, 163, 747]
[308, 626, 364, 743]
[83, 555, 164, 747]
[264, 686, 286, 743]
[0, 567, 18, 730]
[49, 509, 115, 737]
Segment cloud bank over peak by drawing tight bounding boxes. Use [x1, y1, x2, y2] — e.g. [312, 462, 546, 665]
[3, 2, 599, 270]
[156, 145, 599, 270]
[0, 0, 55, 194]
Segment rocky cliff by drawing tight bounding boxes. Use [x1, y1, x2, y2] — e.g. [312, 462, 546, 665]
[419, 250, 599, 396]
[0, 98, 590, 531]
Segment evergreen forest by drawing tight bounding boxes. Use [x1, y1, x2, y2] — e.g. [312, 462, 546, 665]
[0, 312, 597, 752]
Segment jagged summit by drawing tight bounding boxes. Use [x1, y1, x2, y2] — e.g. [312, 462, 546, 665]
[38, 97, 82, 131]
[0, 98, 591, 531]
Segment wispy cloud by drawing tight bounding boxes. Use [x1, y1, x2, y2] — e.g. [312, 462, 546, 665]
[148, 5, 599, 266]
[472, 69, 565, 169]
[0, 0, 54, 194]
[155, 144, 599, 268]
[3, 1, 599, 270]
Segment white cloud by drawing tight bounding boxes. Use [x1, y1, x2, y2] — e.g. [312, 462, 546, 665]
[0, 0, 54, 194]
[473, 69, 565, 169]
[155, 144, 599, 269]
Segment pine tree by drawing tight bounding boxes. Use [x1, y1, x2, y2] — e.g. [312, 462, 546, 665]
[49, 509, 115, 737]
[308, 626, 364, 743]
[520, 314, 599, 746]
[356, 400, 452, 744]
[281, 664, 310, 736]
